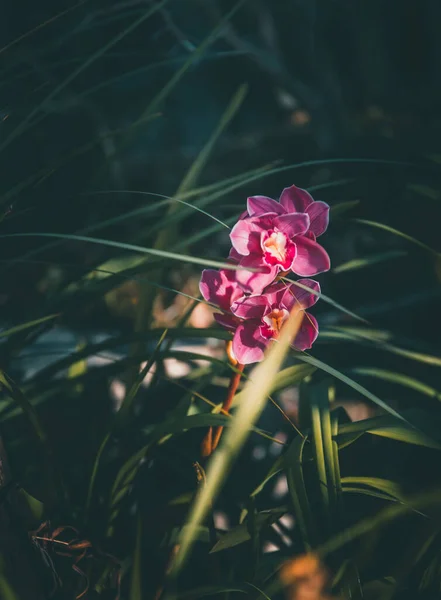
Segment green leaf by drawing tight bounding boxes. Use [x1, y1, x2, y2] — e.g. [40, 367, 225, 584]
[176, 586, 248, 599]
[285, 435, 318, 549]
[355, 218, 440, 257]
[321, 326, 441, 368]
[0, 0, 169, 158]
[318, 488, 441, 558]
[250, 454, 284, 498]
[0, 232, 260, 272]
[336, 414, 441, 450]
[17, 488, 44, 524]
[0, 559, 19, 600]
[341, 477, 404, 501]
[84, 330, 168, 519]
[169, 309, 305, 574]
[334, 251, 406, 274]
[210, 507, 286, 553]
[0, 313, 59, 340]
[350, 367, 441, 401]
[330, 200, 360, 216]
[0, 371, 48, 445]
[284, 278, 367, 324]
[298, 354, 411, 424]
[130, 516, 143, 600]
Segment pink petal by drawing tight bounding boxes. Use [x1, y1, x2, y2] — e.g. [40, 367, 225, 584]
[232, 322, 268, 364]
[236, 255, 278, 294]
[228, 247, 242, 263]
[273, 213, 310, 237]
[199, 269, 242, 310]
[231, 295, 269, 320]
[214, 313, 238, 332]
[306, 201, 330, 237]
[279, 185, 314, 213]
[261, 281, 289, 308]
[292, 312, 319, 351]
[230, 217, 266, 256]
[291, 236, 331, 276]
[282, 278, 320, 311]
[247, 196, 285, 216]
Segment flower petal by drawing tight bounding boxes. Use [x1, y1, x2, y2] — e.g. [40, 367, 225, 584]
[282, 278, 320, 311]
[261, 281, 289, 308]
[230, 217, 267, 256]
[292, 236, 331, 276]
[292, 312, 319, 351]
[279, 185, 314, 213]
[247, 195, 285, 216]
[231, 294, 269, 320]
[273, 213, 310, 237]
[236, 255, 278, 294]
[232, 322, 268, 364]
[306, 201, 330, 237]
[228, 247, 242, 263]
[199, 269, 242, 310]
[214, 313, 238, 332]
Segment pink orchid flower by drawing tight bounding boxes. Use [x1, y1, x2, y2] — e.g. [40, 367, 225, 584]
[199, 267, 244, 331]
[230, 185, 330, 293]
[229, 279, 320, 365]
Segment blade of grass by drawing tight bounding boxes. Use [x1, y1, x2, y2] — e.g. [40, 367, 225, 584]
[0, 313, 59, 340]
[298, 353, 414, 424]
[350, 367, 441, 401]
[355, 219, 440, 257]
[130, 516, 143, 600]
[336, 414, 441, 450]
[0, 232, 258, 271]
[134, 83, 249, 339]
[0, 0, 168, 155]
[282, 277, 368, 324]
[334, 251, 406, 274]
[285, 434, 317, 549]
[168, 309, 304, 575]
[84, 330, 168, 520]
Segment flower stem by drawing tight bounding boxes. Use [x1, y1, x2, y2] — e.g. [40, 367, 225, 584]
[201, 363, 245, 457]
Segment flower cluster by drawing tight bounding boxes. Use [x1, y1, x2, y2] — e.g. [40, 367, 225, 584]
[199, 185, 330, 365]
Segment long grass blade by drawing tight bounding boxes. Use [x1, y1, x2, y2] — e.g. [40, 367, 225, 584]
[169, 309, 304, 575]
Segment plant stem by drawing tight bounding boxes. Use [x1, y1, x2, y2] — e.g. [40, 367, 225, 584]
[201, 363, 245, 456]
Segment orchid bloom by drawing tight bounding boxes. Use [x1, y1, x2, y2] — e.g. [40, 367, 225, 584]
[199, 267, 244, 331]
[230, 185, 330, 293]
[229, 279, 320, 365]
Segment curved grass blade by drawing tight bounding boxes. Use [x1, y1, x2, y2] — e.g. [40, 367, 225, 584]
[0, 232, 257, 271]
[350, 367, 441, 401]
[285, 434, 317, 549]
[318, 488, 441, 558]
[355, 219, 440, 257]
[0, 313, 59, 340]
[298, 353, 412, 424]
[283, 277, 367, 324]
[336, 414, 441, 450]
[334, 250, 406, 274]
[84, 330, 168, 518]
[0, 0, 168, 156]
[169, 310, 304, 575]
[321, 326, 441, 368]
[130, 516, 143, 600]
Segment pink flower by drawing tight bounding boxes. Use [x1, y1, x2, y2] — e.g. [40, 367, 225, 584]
[229, 279, 320, 365]
[230, 185, 330, 293]
[199, 267, 244, 331]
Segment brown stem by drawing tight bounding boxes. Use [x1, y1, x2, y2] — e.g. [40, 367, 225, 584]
[201, 363, 245, 457]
